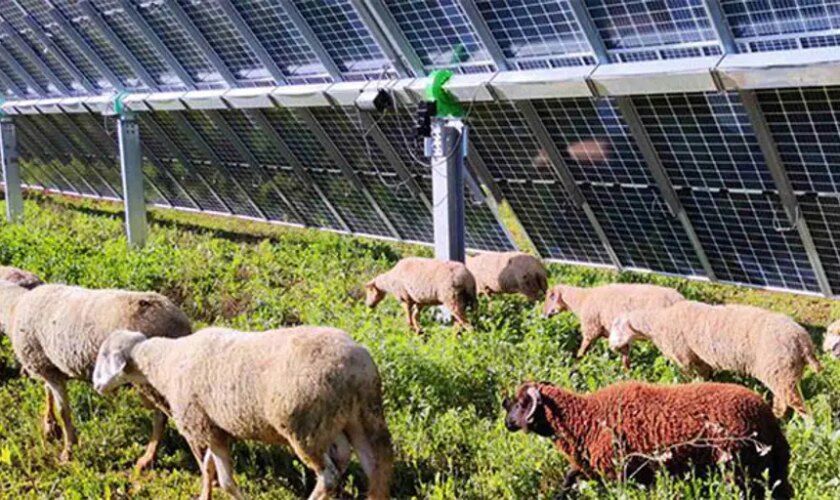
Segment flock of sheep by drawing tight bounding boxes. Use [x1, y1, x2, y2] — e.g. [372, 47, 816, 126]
[1, 250, 838, 499]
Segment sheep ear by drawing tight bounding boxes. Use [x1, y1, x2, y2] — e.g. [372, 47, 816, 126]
[524, 386, 541, 422]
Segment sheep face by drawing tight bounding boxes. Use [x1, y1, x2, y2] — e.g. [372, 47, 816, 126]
[823, 333, 840, 360]
[503, 385, 546, 435]
[365, 282, 385, 308]
[542, 287, 568, 318]
[93, 330, 148, 394]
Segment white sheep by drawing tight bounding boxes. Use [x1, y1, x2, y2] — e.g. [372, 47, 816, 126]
[366, 257, 476, 333]
[93, 326, 393, 500]
[7, 284, 192, 467]
[466, 251, 547, 301]
[609, 301, 822, 417]
[822, 319, 840, 359]
[0, 280, 29, 335]
[0, 265, 43, 289]
[542, 283, 685, 365]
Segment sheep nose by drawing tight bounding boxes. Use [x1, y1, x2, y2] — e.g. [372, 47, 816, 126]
[504, 417, 520, 432]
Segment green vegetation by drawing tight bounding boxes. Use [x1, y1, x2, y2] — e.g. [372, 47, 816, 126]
[1, 195, 840, 499]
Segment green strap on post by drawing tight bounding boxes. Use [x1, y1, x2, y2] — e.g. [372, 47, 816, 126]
[426, 69, 464, 118]
[112, 91, 130, 118]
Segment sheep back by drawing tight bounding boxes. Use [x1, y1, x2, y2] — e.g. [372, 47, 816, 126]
[10, 285, 191, 380]
[380, 257, 476, 307]
[466, 252, 547, 300]
[578, 284, 685, 330]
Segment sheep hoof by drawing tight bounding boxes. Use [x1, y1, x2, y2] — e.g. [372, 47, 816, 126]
[59, 449, 72, 464]
[133, 455, 154, 474]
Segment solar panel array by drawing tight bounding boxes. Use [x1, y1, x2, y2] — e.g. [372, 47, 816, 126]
[2, 0, 840, 295]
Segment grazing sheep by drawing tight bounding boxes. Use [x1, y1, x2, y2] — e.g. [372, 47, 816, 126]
[365, 257, 476, 333]
[823, 319, 840, 359]
[0, 265, 43, 290]
[465, 251, 547, 301]
[609, 301, 821, 417]
[7, 284, 192, 467]
[93, 326, 393, 500]
[504, 381, 792, 499]
[542, 283, 685, 364]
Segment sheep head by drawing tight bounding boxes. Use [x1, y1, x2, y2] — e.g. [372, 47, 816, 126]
[93, 330, 148, 395]
[503, 384, 544, 434]
[542, 286, 569, 318]
[823, 333, 840, 360]
[364, 280, 385, 308]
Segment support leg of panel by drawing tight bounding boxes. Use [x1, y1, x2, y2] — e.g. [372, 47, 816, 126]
[1, 118, 23, 221]
[118, 114, 147, 248]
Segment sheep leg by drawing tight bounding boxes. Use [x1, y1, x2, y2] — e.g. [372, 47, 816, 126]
[576, 321, 602, 358]
[209, 441, 244, 500]
[347, 419, 393, 500]
[554, 468, 582, 498]
[41, 385, 60, 441]
[45, 379, 76, 463]
[450, 301, 471, 332]
[134, 408, 166, 473]
[287, 438, 339, 500]
[199, 447, 217, 500]
[777, 382, 808, 418]
[410, 304, 423, 335]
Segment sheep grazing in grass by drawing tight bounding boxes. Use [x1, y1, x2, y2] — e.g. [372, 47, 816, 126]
[7, 284, 192, 467]
[542, 283, 685, 365]
[466, 251, 547, 301]
[366, 257, 476, 333]
[93, 326, 394, 500]
[504, 381, 792, 499]
[823, 319, 840, 359]
[609, 301, 821, 417]
[0, 266, 43, 290]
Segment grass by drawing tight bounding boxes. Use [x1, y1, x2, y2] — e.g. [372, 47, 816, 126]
[1, 195, 840, 499]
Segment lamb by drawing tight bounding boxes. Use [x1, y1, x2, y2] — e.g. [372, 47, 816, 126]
[0, 265, 43, 289]
[822, 319, 840, 359]
[504, 381, 792, 499]
[465, 251, 547, 301]
[7, 284, 192, 468]
[609, 301, 821, 417]
[542, 283, 685, 365]
[92, 326, 393, 500]
[365, 257, 476, 333]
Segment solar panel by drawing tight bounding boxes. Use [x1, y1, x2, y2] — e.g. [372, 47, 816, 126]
[633, 92, 775, 192]
[585, 0, 721, 62]
[680, 189, 819, 292]
[475, 0, 595, 68]
[294, 0, 395, 80]
[798, 194, 840, 291]
[0, 35, 53, 94]
[720, 0, 840, 53]
[532, 97, 652, 185]
[382, 0, 494, 73]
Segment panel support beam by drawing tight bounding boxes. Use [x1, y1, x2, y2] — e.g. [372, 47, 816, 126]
[1, 117, 23, 221]
[356, 110, 433, 212]
[78, 0, 158, 89]
[17, 12, 96, 93]
[117, 0, 195, 89]
[615, 96, 717, 280]
[429, 118, 466, 262]
[169, 112, 268, 219]
[165, 0, 238, 86]
[215, 0, 287, 85]
[204, 110, 307, 225]
[278, 0, 343, 81]
[348, 0, 411, 77]
[739, 89, 833, 296]
[361, 0, 425, 75]
[515, 100, 622, 269]
[569, 0, 609, 64]
[243, 109, 351, 232]
[457, 0, 509, 71]
[0, 19, 70, 94]
[294, 108, 402, 239]
[47, 6, 124, 90]
[117, 113, 147, 247]
[702, 0, 738, 54]
[140, 114, 232, 213]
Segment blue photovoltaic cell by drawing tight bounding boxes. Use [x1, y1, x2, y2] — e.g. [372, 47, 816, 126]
[721, 0, 840, 52]
[475, 0, 595, 68]
[532, 97, 652, 185]
[756, 87, 840, 195]
[799, 195, 840, 291]
[0, 35, 53, 94]
[680, 189, 819, 292]
[230, 0, 331, 83]
[384, 0, 493, 73]
[633, 92, 775, 192]
[586, 0, 721, 61]
[46, 114, 122, 197]
[584, 184, 702, 274]
[294, 0, 393, 80]
[0, 47, 36, 96]
[176, 0, 271, 85]
[131, 0, 225, 88]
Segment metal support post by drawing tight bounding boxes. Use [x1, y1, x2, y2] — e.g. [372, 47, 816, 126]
[1, 117, 23, 221]
[428, 118, 466, 263]
[117, 113, 147, 247]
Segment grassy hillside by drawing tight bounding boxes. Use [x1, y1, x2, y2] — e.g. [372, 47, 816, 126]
[1, 196, 840, 499]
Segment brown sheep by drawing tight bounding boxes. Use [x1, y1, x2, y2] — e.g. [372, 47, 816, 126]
[504, 381, 792, 499]
[466, 251, 547, 301]
[0, 265, 43, 290]
[542, 283, 685, 365]
[365, 257, 476, 333]
[609, 301, 822, 417]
